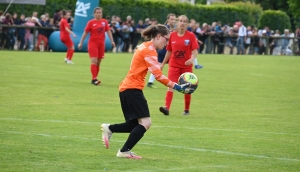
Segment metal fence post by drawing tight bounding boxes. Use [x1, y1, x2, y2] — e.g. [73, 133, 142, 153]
[265, 36, 269, 55]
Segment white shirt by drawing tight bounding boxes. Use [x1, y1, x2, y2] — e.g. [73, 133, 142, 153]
[246, 30, 252, 44]
[238, 25, 247, 36]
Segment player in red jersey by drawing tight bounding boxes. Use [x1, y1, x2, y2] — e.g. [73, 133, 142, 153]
[160, 15, 199, 116]
[78, 7, 115, 85]
[60, 10, 77, 64]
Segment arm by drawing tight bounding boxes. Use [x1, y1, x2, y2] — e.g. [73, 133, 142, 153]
[78, 31, 88, 50]
[185, 49, 198, 66]
[106, 29, 115, 47]
[65, 27, 76, 38]
[145, 55, 193, 93]
[161, 50, 171, 70]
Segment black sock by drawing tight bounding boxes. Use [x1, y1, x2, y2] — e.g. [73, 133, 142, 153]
[109, 120, 139, 133]
[120, 125, 147, 152]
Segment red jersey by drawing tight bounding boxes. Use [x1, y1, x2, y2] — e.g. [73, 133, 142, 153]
[166, 31, 198, 68]
[60, 18, 70, 38]
[84, 19, 110, 45]
[119, 41, 175, 92]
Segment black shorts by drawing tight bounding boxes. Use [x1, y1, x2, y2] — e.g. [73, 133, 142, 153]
[119, 89, 150, 121]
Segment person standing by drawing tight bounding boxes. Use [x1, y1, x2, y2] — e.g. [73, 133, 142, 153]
[78, 7, 115, 85]
[60, 10, 76, 64]
[160, 15, 199, 116]
[236, 20, 247, 54]
[101, 24, 193, 159]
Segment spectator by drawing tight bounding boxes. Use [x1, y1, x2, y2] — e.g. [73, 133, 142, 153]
[18, 14, 26, 50]
[105, 15, 111, 26]
[165, 13, 176, 32]
[110, 20, 123, 52]
[213, 21, 222, 54]
[236, 20, 247, 54]
[281, 29, 290, 55]
[258, 30, 267, 55]
[144, 18, 150, 28]
[24, 17, 35, 51]
[296, 26, 300, 55]
[1, 13, 14, 49]
[130, 20, 139, 51]
[44, 12, 50, 24]
[198, 23, 209, 54]
[53, 10, 61, 27]
[32, 11, 38, 22]
[245, 26, 253, 54]
[150, 18, 157, 26]
[36, 15, 49, 51]
[122, 22, 132, 52]
[225, 27, 234, 54]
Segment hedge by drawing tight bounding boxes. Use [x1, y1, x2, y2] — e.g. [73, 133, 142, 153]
[258, 10, 291, 33]
[0, 0, 262, 26]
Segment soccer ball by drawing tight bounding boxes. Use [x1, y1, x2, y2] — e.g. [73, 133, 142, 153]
[178, 72, 198, 92]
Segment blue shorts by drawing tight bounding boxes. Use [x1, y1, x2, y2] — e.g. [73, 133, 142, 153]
[157, 47, 167, 63]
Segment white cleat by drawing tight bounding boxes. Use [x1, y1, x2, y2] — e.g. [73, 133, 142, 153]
[67, 60, 74, 64]
[101, 124, 112, 149]
[64, 58, 68, 63]
[116, 149, 142, 159]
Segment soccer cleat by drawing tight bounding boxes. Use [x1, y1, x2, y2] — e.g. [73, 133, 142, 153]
[159, 106, 169, 116]
[116, 149, 142, 159]
[147, 83, 157, 88]
[91, 79, 101, 85]
[67, 60, 74, 64]
[101, 124, 112, 149]
[64, 58, 68, 62]
[195, 65, 203, 69]
[182, 110, 190, 115]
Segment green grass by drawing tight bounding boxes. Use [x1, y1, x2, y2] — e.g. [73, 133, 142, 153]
[0, 51, 300, 172]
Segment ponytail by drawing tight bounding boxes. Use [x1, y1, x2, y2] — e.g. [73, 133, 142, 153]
[141, 24, 169, 40]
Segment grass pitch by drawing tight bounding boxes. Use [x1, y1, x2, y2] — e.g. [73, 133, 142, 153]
[0, 51, 300, 172]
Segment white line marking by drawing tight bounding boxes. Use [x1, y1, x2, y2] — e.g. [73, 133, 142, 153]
[123, 165, 228, 172]
[1, 118, 299, 136]
[2, 130, 300, 162]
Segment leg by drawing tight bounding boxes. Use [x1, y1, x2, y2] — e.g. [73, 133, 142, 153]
[147, 74, 156, 88]
[160, 67, 181, 115]
[182, 67, 193, 115]
[236, 37, 240, 54]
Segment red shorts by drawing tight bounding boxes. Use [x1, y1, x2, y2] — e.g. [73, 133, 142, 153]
[168, 66, 192, 83]
[60, 36, 73, 47]
[88, 43, 105, 59]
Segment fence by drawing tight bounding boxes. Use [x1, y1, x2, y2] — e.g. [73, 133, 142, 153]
[0, 24, 299, 56]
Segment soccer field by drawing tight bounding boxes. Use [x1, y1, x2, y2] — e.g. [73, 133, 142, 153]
[0, 51, 300, 171]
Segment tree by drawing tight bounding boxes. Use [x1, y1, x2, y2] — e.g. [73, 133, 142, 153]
[288, 0, 300, 18]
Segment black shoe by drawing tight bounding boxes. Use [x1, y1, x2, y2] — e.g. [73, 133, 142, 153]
[147, 83, 157, 88]
[182, 110, 190, 115]
[91, 79, 101, 85]
[159, 107, 169, 115]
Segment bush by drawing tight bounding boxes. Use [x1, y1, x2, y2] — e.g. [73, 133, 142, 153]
[258, 10, 291, 33]
[0, 0, 262, 26]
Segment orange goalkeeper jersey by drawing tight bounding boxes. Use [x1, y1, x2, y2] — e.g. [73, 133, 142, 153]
[119, 41, 175, 92]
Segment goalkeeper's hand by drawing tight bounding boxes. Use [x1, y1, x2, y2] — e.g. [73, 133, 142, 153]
[173, 83, 194, 94]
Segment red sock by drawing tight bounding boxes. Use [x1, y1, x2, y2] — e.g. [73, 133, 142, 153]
[66, 49, 70, 59]
[96, 65, 100, 76]
[68, 49, 74, 60]
[90, 64, 98, 80]
[184, 94, 191, 111]
[165, 91, 173, 110]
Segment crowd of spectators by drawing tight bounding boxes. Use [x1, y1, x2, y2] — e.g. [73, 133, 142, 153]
[0, 10, 71, 51]
[0, 9, 300, 55]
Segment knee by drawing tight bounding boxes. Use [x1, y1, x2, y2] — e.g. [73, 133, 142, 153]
[142, 121, 152, 130]
[167, 87, 174, 92]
